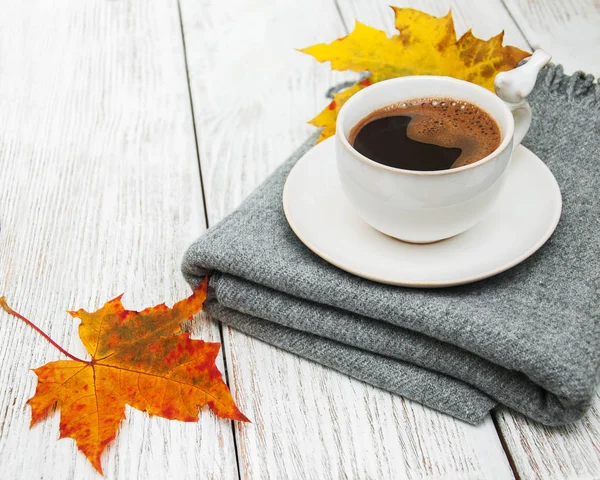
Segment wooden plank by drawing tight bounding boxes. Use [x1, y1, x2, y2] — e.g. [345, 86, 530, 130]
[179, 0, 517, 477]
[224, 329, 513, 479]
[494, 393, 600, 479]
[0, 0, 237, 478]
[502, 0, 600, 75]
[336, 0, 530, 51]
[178, 0, 355, 224]
[486, 2, 600, 479]
[343, 2, 600, 479]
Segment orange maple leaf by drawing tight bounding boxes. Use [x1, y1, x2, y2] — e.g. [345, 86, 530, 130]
[300, 7, 531, 142]
[0, 278, 248, 475]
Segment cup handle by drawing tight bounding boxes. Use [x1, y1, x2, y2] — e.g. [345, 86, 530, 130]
[494, 49, 552, 150]
[506, 101, 532, 150]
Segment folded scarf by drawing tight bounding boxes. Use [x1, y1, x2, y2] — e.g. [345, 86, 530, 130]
[183, 66, 600, 425]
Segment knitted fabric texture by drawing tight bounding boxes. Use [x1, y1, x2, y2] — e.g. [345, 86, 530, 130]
[182, 66, 600, 425]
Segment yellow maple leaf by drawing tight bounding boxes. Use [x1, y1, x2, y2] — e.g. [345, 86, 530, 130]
[309, 77, 374, 143]
[300, 7, 530, 142]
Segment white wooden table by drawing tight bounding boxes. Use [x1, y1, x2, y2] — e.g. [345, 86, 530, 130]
[0, 0, 598, 478]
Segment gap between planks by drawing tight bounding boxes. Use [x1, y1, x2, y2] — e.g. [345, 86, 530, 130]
[175, 0, 243, 478]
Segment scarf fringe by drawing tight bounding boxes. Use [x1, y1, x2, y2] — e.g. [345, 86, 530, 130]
[539, 64, 599, 109]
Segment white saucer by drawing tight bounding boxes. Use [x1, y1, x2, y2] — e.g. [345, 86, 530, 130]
[282, 137, 562, 287]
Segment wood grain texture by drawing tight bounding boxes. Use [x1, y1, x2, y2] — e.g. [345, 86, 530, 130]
[502, 0, 600, 75]
[486, 2, 600, 478]
[0, 0, 237, 478]
[336, 0, 530, 51]
[225, 329, 513, 480]
[178, 0, 355, 224]
[495, 393, 600, 480]
[179, 0, 520, 478]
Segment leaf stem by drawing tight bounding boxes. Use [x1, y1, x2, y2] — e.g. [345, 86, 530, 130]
[0, 296, 89, 364]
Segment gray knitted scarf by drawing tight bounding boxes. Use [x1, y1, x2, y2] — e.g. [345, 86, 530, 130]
[183, 66, 600, 425]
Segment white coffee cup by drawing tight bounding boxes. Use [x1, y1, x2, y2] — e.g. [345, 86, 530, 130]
[336, 50, 551, 243]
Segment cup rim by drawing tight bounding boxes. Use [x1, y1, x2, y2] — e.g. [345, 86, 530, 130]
[336, 75, 514, 176]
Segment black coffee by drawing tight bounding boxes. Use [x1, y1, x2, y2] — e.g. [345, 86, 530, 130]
[349, 97, 501, 171]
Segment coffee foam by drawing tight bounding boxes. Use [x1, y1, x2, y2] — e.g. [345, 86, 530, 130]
[349, 97, 501, 168]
